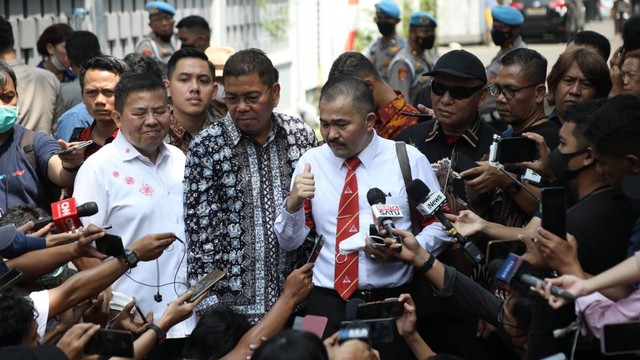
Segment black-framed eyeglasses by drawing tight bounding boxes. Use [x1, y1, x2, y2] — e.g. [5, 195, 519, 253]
[488, 83, 539, 100]
[430, 79, 485, 100]
[497, 299, 529, 336]
[222, 88, 271, 106]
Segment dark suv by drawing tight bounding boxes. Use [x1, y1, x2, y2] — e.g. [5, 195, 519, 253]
[511, 0, 586, 41]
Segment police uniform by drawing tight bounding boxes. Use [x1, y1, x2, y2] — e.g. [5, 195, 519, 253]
[135, 1, 176, 65]
[367, 35, 407, 83]
[366, 1, 407, 83]
[388, 11, 437, 105]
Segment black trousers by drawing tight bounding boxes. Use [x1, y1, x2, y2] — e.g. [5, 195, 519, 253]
[307, 284, 416, 360]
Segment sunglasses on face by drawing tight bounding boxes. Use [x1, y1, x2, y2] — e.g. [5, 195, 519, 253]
[431, 79, 485, 100]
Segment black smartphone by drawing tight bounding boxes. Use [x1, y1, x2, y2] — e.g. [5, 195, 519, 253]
[0, 268, 23, 291]
[184, 269, 226, 302]
[496, 137, 537, 164]
[339, 319, 395, 346]
[307, 235, 325, 263]
[601, 321, 640, 355]
[540, 187, 567, 240]
[55, 140, 93, 155]
[84, 329, 134, 357]
[95, 233, 126, 257]
[451, 151, 480, 179]
[356, 298, 404, 319]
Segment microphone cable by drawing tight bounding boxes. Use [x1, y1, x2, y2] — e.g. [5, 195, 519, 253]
[123, 235, 189, 302]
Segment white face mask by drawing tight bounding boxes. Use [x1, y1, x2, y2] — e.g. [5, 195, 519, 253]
[215, 82, 225, 104]
[50, 54, 67, 71]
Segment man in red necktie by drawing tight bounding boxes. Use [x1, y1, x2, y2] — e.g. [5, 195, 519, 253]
[275, 75, 450, 357]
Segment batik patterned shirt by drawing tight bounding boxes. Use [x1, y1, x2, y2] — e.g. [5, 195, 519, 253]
[184, 112, 317, 322]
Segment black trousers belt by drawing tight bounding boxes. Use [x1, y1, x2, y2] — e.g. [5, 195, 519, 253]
[314, 282, 414, 302]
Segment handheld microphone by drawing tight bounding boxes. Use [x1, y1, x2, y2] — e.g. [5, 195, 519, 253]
[367, 188, 403, 243]
[406, 179, 483, 264]
[494, 253, 576, 301]
[32, 199, 99, 232]
[346, 298, 365, 321]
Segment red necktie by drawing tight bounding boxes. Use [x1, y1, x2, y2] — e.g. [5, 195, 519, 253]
[334, 157, 361, 300]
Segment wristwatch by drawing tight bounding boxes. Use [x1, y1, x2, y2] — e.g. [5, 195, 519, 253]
[419, 253, 436, 274]
[121, 249, 140, 269]
[149, 323, 166, 344]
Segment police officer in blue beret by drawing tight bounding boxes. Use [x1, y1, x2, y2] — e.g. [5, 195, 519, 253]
[135, 1, 177, 66]
[486, 5, 527, 83]
[388, 11, 438, 105]
[365, 0, 407, 83]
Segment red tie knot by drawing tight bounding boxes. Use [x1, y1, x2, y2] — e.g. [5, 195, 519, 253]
[345, 157, 361, 171]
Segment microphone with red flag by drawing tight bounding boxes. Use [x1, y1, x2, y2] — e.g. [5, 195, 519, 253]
[32, 199, 99, 232]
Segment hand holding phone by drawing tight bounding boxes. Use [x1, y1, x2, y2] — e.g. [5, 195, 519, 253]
[496, 137, 537, 164]
[183, 270, 226, 302]
[55, 140, 93, 155]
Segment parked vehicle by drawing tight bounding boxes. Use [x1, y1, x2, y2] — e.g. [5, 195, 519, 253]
[511, 0, 586, 41]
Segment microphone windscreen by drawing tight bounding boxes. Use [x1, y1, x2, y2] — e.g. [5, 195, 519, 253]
[77, 202, 99, 217]
[406, 179, 430, 202]
[345, 298, 365, 321]
[366, 188, 387, 206]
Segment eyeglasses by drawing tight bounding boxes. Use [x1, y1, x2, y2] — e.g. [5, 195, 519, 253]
[488, 83, 539, 100]
[222, 88, 271, 106]
[431, 79, 485, 100]
[497, 299, 529, 336]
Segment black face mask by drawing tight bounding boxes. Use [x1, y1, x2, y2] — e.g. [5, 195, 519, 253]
[550, 148, 588, 183]
[491, 29, 512, 46]
[416, 34, 436, 50]
[181, 43, 195, 49]
[376, 21, 395, 37]
[158, 33, 173, 43]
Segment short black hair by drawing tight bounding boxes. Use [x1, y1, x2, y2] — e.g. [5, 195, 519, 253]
[568, 30, 611, 61]
[500, 48, 548, 85]
[509, 293, 536, 331]
[36, 23, 73, 57]
[123, 52, 166, 81]
[0, 59, 17, 90]
[585, 94, 640, 158]
[184, 305, 252, 360]
[166, 47, 215, 80]
[320, 75, 375, 119]
[80, 55, 130, 92]
[176, 15, 211, 39]
[223, 48, 276, 87]
[0, 17, 15, 53]
[563, 98, 608, 149]
[65, 31, 101, 68]
[251, 329, 328, 360]
[0, 293, 37, 347]
[328, 52, 381, 81]
[0, 205, 48, 228]
[623, 14, 640, 51]
[114, 73, 167, 113]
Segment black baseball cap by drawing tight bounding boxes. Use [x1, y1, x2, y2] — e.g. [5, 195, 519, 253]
[422, 49, 487, 84]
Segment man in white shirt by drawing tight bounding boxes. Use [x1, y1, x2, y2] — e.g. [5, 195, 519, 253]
[73, 73, 194, 358]
[274, 75, 450, 356]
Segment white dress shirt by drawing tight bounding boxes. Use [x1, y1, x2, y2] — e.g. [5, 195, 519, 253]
[275, 133, 452, 289]
[73, 134, 195, 338]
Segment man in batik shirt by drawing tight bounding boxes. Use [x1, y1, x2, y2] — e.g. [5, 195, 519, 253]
[184, 48, 317, 322]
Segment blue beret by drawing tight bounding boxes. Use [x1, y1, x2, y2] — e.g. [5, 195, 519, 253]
[145, 1, 176, 16]
[410, 11, 437, 27]
[491, 5, 524, 26]
[375, 0, 401, 19]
